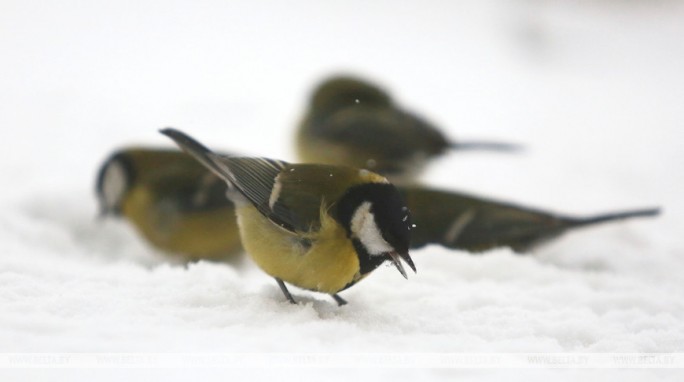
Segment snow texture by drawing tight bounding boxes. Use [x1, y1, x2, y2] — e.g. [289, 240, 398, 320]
[1, 0, 683, 380]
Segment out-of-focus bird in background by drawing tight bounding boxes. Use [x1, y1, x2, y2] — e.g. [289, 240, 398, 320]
[399, 186, 660, 253]
[96, 148, 242, 262]
[296, 75, 520, 184]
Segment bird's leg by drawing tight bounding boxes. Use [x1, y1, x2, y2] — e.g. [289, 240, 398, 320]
[275, 278, 297, 304]
[332, 294, 347, 306]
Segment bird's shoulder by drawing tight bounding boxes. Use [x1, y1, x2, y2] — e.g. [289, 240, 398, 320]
[268, 164, 388, 233]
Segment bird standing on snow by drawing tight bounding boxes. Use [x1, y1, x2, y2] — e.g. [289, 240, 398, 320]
[96, 148, 242, 262]
[162, 128, 416, 305]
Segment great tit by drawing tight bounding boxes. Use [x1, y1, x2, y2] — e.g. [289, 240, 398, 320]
[400, 185, 660, 253]
[296, 75, 519, 183]
[96, 148, 243, 262]
[162, 128, 416, 306]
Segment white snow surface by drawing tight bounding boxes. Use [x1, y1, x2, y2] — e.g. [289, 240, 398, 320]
[1, 1, 683, 380]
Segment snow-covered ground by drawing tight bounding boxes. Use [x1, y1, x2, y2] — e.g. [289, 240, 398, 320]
[1, 0, 683, 380]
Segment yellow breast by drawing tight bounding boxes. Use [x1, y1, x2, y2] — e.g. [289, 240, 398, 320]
[237, 204, 362, 294]
[123, 187, 243, 262]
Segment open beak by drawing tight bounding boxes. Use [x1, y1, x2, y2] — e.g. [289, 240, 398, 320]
[388, 251, 416, 279]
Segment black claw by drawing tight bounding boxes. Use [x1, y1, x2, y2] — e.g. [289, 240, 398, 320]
[275, 278, 297, 304]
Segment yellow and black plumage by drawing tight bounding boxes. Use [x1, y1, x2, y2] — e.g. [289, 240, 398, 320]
[162, 128, 416, 305]
[95, 148, 242, 262]
[400, 185, 661, 253]
[296, 75, 519, 183]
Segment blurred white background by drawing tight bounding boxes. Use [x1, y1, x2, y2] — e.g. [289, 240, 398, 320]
[1, 1, 683, 380]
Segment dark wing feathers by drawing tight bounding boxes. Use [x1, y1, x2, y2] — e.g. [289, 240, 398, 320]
[321, 107, 449, 160]
[208, 155, 296, 230]
[219, 161, 361, 233]
[270, 165, 367, 233]
[210, 156, 284, 204]
[161, 129, 297, 231]
[399, 186, 571, 252]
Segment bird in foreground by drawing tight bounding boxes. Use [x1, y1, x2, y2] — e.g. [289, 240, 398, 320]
[96, 147, 242, 262]
[296, 75, 520, 184]
[161, 128, 416, 305]
[401, 186, 661, 253]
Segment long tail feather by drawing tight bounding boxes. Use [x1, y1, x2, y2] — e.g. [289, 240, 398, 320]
[450, 140, 523, 152]
[565, 207, 661, 228]
[160, 128, 228, 181]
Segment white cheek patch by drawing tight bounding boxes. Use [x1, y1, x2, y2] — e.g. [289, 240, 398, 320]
[102, 161, 127, 210]
[350, 201, 393, 256]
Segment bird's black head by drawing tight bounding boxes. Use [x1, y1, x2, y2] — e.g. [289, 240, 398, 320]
[335, 182, 415, 278]
[95, 151, 135, 216]
[310, 76, 392, 118]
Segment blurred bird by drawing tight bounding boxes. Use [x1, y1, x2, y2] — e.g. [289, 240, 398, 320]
[162, 128, 416, 305]
[296, 75, 519, 184]
[400, 185, 661, 253]
[96, 148, 242, 262]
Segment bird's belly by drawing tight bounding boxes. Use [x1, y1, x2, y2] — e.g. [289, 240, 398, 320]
[123, 188, 243, 261]
[236, 206, 361, 294]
